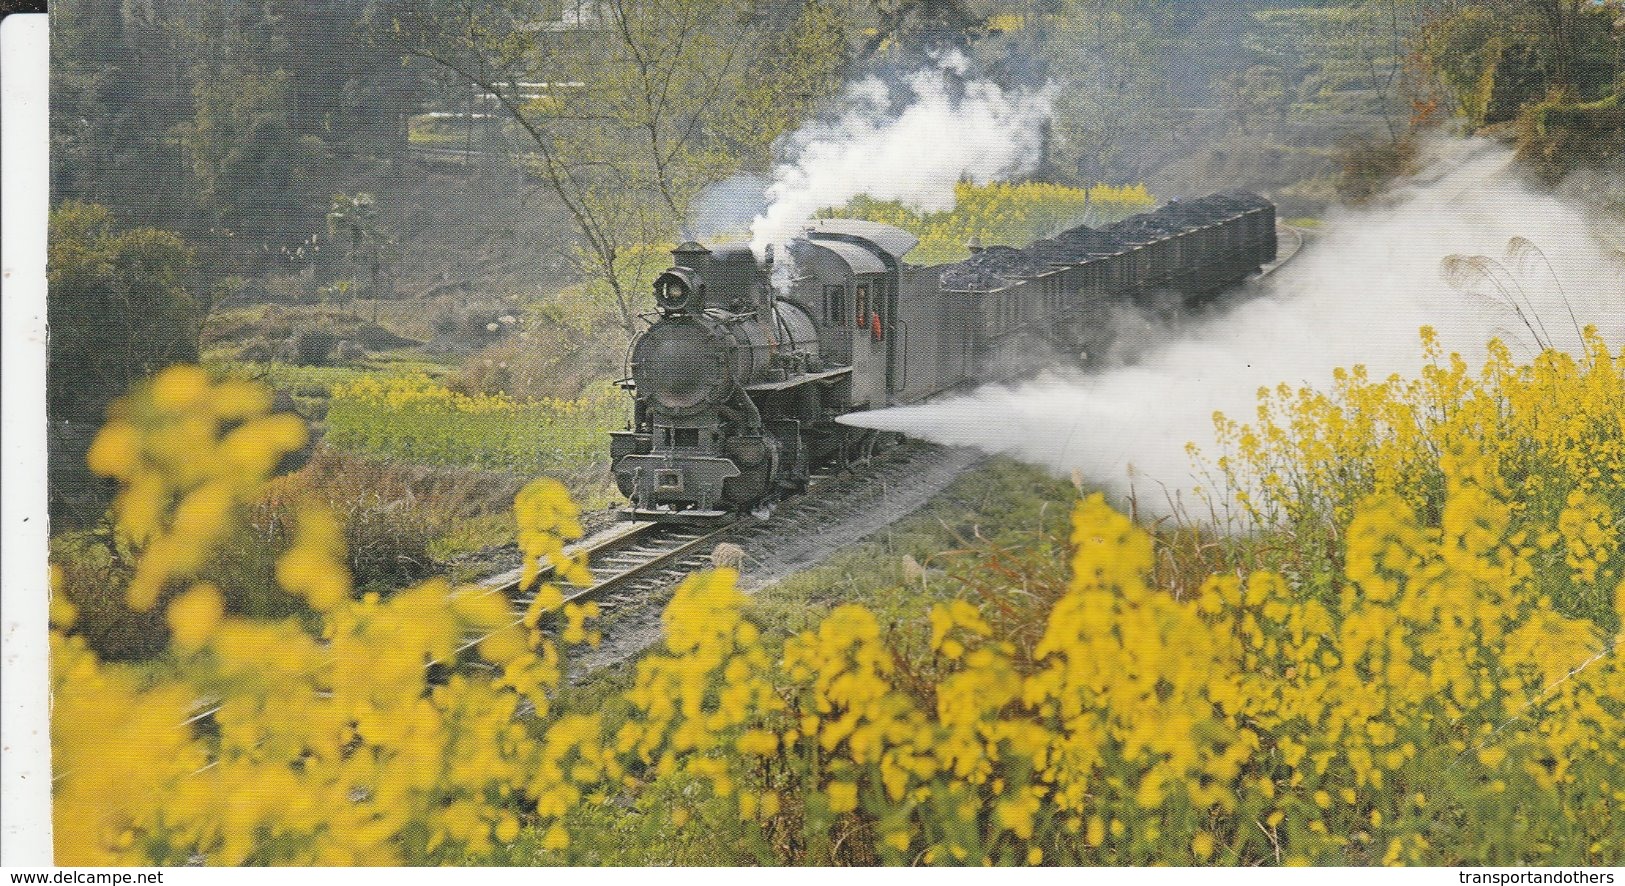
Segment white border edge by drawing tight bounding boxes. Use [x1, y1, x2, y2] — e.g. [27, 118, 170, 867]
[2, 11, 55, 867]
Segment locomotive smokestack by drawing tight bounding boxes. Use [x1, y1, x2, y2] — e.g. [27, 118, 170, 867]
[673, 240, 711, 272]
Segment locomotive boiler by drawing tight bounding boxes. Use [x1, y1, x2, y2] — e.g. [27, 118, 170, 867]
[611, 240, 849, 517]
[612, 193, 1278, 521]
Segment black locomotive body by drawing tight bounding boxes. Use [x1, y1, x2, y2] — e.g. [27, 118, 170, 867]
[611, 193, 1277, 521]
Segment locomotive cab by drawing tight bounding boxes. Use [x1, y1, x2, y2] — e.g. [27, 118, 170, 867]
[789, 219, 923, 409]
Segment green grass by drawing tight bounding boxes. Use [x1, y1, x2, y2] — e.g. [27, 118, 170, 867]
[749, 459, 1076, 637]
[407, 115, 470, 145]
[204, 355, 459, 417]
[323, 376, 626, 475]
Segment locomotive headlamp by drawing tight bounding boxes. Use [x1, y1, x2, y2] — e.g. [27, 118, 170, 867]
[654, 268, 705, 315]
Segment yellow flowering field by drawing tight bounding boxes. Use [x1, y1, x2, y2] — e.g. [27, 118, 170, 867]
[821, 181, 1157, 265]
[48, 333, 1625, 865]
[1200, 326, 1625, 630]
[325, 374, 624, 474]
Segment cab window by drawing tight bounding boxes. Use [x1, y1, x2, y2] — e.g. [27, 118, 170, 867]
[823, 285, 847, 325]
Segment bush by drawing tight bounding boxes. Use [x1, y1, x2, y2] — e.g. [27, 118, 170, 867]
[256, 450, 526, 591]
[1517, 90, 1625, 180]
[292, 329, 338, 365]
[51, 446, 525, 662]
[48, 202, 203, 527]
[1336, 134, 1419, 205]
[51, 368, 595, 864]
[451, 328, 622, 402]
[578, 486, 1624, 866]
[50, 533, 170, 662]
[427, 301, 524, 356]
[1420, 2, 1620, 130]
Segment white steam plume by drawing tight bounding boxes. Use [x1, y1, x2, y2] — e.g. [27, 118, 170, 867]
[843, 139, 1625, 516]
[685, 173, 768, 242]
[748, 53, 1056, 263]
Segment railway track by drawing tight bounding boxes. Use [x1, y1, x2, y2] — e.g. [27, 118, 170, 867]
[563, 442, 986, 676]
[475, 519, 737, 616]
[453, 442, 981, 668]
[1262, 223, 1306, 276]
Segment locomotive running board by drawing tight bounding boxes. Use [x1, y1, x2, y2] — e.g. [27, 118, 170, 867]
[617, 507, 733, 524]
[745, 365, 851, 391]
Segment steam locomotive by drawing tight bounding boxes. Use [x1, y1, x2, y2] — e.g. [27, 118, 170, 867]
[611, 193, 1277, 521]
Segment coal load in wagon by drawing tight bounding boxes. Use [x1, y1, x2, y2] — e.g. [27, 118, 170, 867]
[1182, 191, 1272, 220]
[1023, 238, 1083, 270]
[935, 192, 1271, 293]
[1106, 213, 1189, 246]
[939, 246, 1035, 292]
[939, 225, 1132, 292]
[1051, 226, 1127, 261]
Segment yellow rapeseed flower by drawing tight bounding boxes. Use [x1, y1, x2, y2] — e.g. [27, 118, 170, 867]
[166, 583, 224, 652]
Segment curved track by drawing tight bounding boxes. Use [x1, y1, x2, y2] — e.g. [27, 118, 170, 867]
[563, 443, 985, 676]
[474, 441, 980, 606]
[451, 442, 985, 678]
[478, 522, 730, 610]
[1262, 224, 1306, 277]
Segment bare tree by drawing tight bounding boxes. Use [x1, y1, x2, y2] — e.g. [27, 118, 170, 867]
[388, 0, 848, 343]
